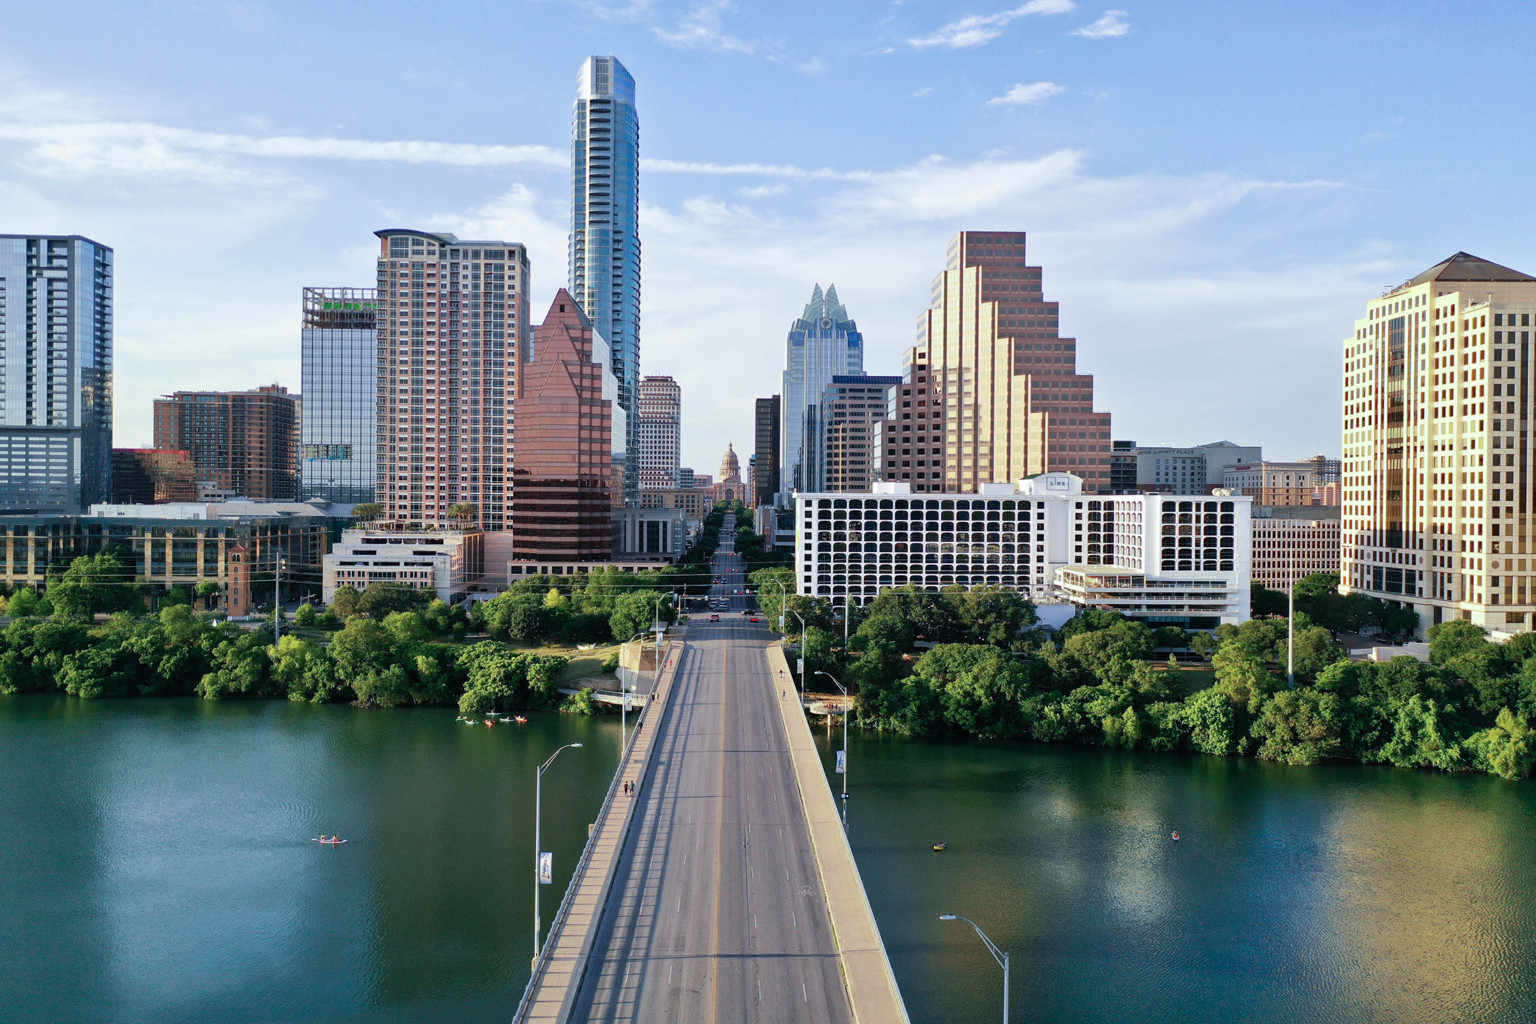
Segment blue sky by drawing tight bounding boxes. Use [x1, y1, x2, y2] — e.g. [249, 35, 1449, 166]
[3, 0, 1535, 473]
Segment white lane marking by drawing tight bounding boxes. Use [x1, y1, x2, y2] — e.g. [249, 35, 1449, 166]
[803, 982, 808, 1003]
[758, 979, 762, 1000]
[677, 896, 682, 913]
[753, 912, 757, 930]
[792, 910, 797, 928]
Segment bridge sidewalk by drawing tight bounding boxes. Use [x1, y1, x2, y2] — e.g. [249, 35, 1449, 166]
[767, 642, 911, 1024]
[514, 635, 682, 1024]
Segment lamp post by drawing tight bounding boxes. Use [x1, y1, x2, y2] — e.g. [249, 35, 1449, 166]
[939, 914, 1009, 1024]
[814, 670, 849, 807]
[533, 742, 583, 968]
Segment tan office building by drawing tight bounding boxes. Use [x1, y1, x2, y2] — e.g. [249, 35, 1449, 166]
[1224, 456, 1340, 506]
[918, 231, 1112, 493]
[1342, 251, 1536, 634]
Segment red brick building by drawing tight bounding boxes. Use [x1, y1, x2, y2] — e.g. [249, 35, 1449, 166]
[152, 385, 298, 500]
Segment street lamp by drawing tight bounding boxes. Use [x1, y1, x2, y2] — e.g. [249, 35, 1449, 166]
[939, 914, 1010, 1024]
[533, 742, 583, 968]
[814, 670, 849, 807]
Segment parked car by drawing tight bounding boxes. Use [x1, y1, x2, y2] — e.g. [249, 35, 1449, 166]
[709, 614, 720, 622]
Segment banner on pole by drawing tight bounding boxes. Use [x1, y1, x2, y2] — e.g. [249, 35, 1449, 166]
[623, 692, 633, 712]
[835, 749, 846, 774]
[538, 852, 552, 885]
[797, 658, 804, 674]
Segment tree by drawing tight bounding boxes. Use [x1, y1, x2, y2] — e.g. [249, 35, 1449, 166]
[352, 502, 384, 523]
[447, 502, 478, 528]
[47, 551, 139, 621]
[197, 631, 278, 699]
[1426, 619, 1490, 665]
[1251, 688, 1346, 765]
[1464, 709, 1536, 779]
[269, 635, 342, 702]
[6, 588, 50, 619]
[328, 618, 399, 695]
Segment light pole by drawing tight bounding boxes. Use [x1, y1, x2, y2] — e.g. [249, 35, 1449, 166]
[533, 742, 583, 968]
[939, 914, 1009, 1024]
[814, 670, 849, 807]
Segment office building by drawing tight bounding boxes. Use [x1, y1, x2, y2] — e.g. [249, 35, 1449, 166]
[1252, 505, 1342, 591]
[919, 231, 1112, 492]
[511, 291, 619, 562]
[1, 500, 330, 616]
[637, 375, 680, 488]
[154, 385, 298, 501]
[374, 229, 530, 530]
[815, 375, 900, 492]
[1225, 457, 1340, 506]
[795, 472, 1250, 627]
[782, 284, 864, 495]
[324, 528, 483, 604]
[638, 485, 712, 519]
[1342, 251, 1536, 633]
[571, 55, 642, 504]
[1110, 441, 1263, 494]
[300, 287, 377, 504]
[111, 448, 199, 503]
[877, 347, 946, 493]
[754, 395, 781, 506]
[0, 235, 113, 513]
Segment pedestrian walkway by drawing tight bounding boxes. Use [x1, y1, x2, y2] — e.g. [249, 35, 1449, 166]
[767, 642, 911, 1024]
[513, 636, 682, 1024]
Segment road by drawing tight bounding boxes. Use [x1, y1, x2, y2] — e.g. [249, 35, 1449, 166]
[567, 518, 854, 1023]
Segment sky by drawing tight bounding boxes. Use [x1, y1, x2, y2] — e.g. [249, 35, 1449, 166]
[3, 0, 1535, 474]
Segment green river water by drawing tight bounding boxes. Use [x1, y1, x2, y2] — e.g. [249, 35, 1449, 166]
[3, 695, 1534, 1023]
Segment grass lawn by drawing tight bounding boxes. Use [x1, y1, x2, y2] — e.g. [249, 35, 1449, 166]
[510, 642, 621, 685]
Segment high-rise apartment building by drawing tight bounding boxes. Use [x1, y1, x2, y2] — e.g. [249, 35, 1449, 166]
[782, 284, 863, 495]
[1252, 505, 1342, 591]
[153, 385, 297, 500]
[511, 291, 619, 561]
[878, 347, 946, 493]
[0, 235, 113, 513]
[637, 375, 680, 488]
[754, 395, 781, 506]
[300, 287, 377, 504]
[816, 375, 900, 493]
[919, 231, 1111, 492]
[374, 230, 530, 530]
[1342, 251, 1536, 633]
[571, 55, 641, 504]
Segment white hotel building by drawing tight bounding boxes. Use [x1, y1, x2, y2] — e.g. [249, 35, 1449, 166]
[795, 473, 1251, 629]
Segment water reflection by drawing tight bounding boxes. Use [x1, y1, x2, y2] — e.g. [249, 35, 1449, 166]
[824, 731, 1536, 1024]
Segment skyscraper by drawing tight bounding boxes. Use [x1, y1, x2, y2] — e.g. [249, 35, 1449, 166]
[0, 234, 113, 513]
[637, 375, 680, 488]
[153, 385, 298, 500]
[920, 231, 1111, 492]
[300, 287, 377, 504]
[877, 347, 945, 493]
[817, 375, 901, 492]
[374, 229, 530, 530]
[754, 395, 781, 505]
[1342, 251, 1536, 634]
[781, 284, 863, 496]
[571, 55, 641, 504]
[512, 291, 618, 561]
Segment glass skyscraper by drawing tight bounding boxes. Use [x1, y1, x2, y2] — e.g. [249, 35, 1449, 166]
[570, 55, 641, 504]
[0, 234, 113, 513]
[300, 287, 377, 504]
[781, 284, 863, 495]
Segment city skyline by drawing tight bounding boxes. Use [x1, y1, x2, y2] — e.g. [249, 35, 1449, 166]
[3, 2, 1535, 472]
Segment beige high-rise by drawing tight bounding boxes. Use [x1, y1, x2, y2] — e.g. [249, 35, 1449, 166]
[919, 231, 1111, 492]
[1342, 251, 1536, 633]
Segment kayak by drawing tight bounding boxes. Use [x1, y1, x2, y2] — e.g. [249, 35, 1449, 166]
[311, 838, 348, 845]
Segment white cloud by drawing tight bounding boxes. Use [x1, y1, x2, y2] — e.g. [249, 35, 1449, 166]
[987, 81, 1066, 106]
[654, 1, 758, 54]
[1073, 9, 1130, 38]
[910, 0, 1076, 50]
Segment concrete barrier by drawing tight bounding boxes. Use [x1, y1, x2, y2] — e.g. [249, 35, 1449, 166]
[767, 642, 911, 1024]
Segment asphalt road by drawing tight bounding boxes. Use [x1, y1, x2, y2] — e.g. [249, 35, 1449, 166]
[567, 536, 854, 1024]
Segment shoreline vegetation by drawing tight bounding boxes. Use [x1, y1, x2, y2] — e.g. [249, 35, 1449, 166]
[752, 567, 1536, 781]
[0, 500, 783, 717]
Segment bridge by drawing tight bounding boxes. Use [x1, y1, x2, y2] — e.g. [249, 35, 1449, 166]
[514, 517, 909, 1023]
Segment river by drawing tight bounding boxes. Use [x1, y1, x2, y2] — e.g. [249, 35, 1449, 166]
[3, 695, 1534, 1024]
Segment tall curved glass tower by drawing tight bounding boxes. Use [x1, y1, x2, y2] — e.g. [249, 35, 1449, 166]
[570, 56, 640, 504]
[781, 283, 863, 496]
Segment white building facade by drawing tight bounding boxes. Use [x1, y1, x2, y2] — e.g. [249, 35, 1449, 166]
[795, 473, 1251, 629]
[323, 529, 484, 603]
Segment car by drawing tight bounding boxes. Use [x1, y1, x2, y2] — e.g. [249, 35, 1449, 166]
[749, 617, 760, 623]
[742, 609, 752, 616]
[709, 614, 720, 622]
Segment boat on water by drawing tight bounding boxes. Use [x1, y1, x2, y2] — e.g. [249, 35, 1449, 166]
[311, 838, 348, 845]
[513, 716, 529, 724]
[932, 842, 947, 852]
[484, 718, 497, 726]
[1171, 831, 1181, 841]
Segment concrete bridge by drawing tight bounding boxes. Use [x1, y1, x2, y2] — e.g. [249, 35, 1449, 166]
[513, 526, 908, 1023]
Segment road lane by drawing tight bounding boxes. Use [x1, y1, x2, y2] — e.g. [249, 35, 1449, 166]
[568, 538, 854, 1024]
